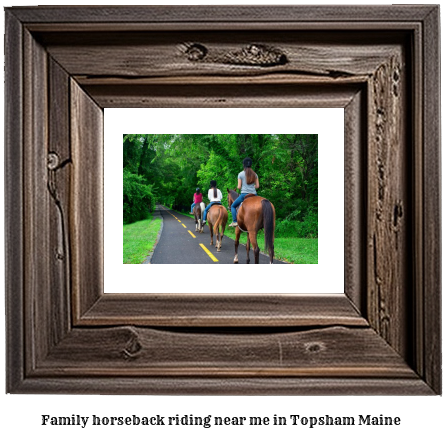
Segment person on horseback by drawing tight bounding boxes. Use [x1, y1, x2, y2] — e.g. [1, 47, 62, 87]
[202, 180, 223, 225]
[190, 187, 203, 213]
[229, 157, 259, 227]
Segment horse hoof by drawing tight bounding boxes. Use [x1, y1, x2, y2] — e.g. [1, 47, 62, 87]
[233, 260, 238, 264]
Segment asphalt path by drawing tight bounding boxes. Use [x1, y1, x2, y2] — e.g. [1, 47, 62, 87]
[150, 205, 285, 264]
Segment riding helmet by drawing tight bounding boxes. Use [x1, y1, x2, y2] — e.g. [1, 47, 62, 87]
[243, 157, 252, 168]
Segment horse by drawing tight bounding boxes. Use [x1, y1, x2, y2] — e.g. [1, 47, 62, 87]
[192, 202, 205, 233]
[202, 203, 228, 252]
[227, 189, 275, 264]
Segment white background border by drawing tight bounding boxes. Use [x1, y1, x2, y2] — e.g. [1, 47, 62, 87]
[105, 108, 344, 294]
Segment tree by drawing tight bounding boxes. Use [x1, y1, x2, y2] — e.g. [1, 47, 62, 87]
[122, 133, 318, 236]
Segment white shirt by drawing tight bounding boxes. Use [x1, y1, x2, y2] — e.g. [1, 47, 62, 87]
[208, 188, 223, 202]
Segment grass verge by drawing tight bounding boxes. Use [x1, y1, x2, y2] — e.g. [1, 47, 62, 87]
[223, 227, 318, 264]
[123, 214, 162, 264]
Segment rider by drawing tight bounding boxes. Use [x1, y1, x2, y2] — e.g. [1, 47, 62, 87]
[229, 157, 259, 227]
[202, 180, 223, 225]
[190, 187, 203, 213]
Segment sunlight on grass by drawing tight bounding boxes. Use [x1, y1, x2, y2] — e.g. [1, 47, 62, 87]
[123, 215, 162, 264]
[224, 227, 318, 264]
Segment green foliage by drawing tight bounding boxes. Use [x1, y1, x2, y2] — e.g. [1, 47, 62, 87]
[123, 133, 318, 237]
[123, 168, 155, 224]
[275, 215, 318, 239]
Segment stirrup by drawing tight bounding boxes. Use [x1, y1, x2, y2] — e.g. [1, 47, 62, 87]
[229, 222, 238, 227]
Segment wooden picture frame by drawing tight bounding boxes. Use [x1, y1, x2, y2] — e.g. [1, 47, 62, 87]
[5, 5, 441, 394]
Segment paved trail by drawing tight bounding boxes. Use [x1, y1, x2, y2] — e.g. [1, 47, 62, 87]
[150, 205, 284, 264]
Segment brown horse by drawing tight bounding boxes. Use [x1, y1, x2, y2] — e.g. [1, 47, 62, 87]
[192, 202, 205, 233]
[203, 203, 228, 252]
[227, 190, 275, 264]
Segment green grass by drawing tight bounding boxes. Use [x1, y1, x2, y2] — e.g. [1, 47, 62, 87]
[224, 227, 318, 264]
[123, 214, 162, 264]
[173, 209, 318, 264]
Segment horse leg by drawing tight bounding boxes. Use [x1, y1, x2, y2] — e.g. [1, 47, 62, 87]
[246, 234, 251, 264]
[219, 214, 227, 250]
[214, 210, 225, 252]
[209, 223, 214, 245]
[233, 226, 241, 263]
[213, 223, 218, 250]
[217, 225, 222, 251]
[216, 229, 221, 251]
[217, 231, 222, 250]
[249, 231, 260, 264]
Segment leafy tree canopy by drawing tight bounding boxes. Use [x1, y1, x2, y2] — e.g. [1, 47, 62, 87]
[123, 134, 318, 237]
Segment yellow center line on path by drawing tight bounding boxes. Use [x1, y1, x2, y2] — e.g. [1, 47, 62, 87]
[182, 223, 187, 228]
[188, 231, 196, 238]
[177, 220, 181, 222]
[199, 244, 219, 262]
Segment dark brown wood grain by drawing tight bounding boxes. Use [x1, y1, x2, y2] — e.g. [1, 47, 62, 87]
[82, 83, 362, 109]
[48, 57, 72, 346]
[366, 51, 409, 356]
[23, 28, 50, 371]
[4, 5, 441, 395]
[36, 326, 416, 378]
[40, 31, 401, 79]
[79, 294, 367, 327]
[422, 6, 441, 393]
[5, 10, 24, 393]
[70, 80, 104, 321]
[344, 89, 366, 313]
[8, 5, 437, 24]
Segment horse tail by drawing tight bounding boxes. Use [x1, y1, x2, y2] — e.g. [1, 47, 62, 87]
[261, 199, 275, 255]
[213, 206, 223, 232]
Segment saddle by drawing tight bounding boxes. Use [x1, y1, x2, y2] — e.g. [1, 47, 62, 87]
[209, 202, 221, 208]
[236, 194, 256, 211]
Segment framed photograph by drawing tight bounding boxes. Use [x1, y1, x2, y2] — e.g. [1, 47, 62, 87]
[5, 5, 440, 394]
